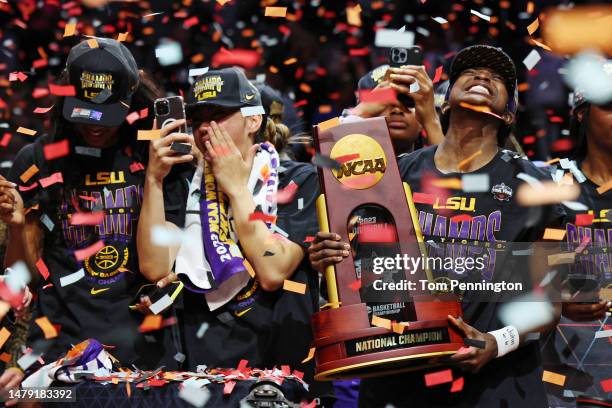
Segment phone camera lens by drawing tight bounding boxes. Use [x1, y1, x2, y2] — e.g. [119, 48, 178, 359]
[156, 100, 170, 116]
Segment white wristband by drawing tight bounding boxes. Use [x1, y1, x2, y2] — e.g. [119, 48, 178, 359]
[489, 325, 519, 358]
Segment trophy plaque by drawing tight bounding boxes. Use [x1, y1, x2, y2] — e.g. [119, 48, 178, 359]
[311, 117, 464, 381]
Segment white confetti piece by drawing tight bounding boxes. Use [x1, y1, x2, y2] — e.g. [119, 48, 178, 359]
[297, 198, 304, 210]
[594, 329, 612, 339]
[416, 27, 430, 37]
[4, 261, 30, 292]
[18, 351, 42, 371]
[40, 214, 54, 231]
[240, 106, 265, 116]
[75, 146, 101, 157]
[499, 295, 555, 333]
[470, 9, 491, 21]
[149, 294, 173, 315]
[374, 28, 415, 48]
[59, 268, 85, 287]
[155, 40, 183, 66]
[562, 201, 588, 211]
[196, 322, 209, 338]
[188, 67, 209, 77]
[562, 390, 575, 398]
[409, 81, 420, 93]
[151, 225, 185, 246]
[462, 174, 490, 192]
[523, 49, 541, 71]
[565, 51, 612, 105]
[174, 352, 186, 363]
[432, 16, 448, 24]
[538, 270, 557, 287]
[179, 384, 210, 407]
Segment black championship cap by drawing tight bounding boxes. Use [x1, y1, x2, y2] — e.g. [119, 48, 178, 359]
[62, 37, 139, 126]
[449, 45, 517, 98]
[185, 67, 262, 113]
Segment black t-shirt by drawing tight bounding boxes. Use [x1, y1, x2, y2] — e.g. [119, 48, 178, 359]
[359, 146, 565, 408]
[9, 138, 177, 369]
[168, 159, 320, 372]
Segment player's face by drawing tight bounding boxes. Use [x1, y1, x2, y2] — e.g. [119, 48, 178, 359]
[190, 106, 250, 156]
[382, 103, 421, 154]
[586, 103, 612, 152]
[450, 67, 509, 115]
[73, 124, 120, 148]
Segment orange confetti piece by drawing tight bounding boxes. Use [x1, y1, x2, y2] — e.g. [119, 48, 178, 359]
[392, 322, 406, 334]
[243, 260, 255, 278]
[0, 327, 11, 349]
[527, 2, 535, 14]
[596, 180, 612, 195]
[346, 4, 362, 26]
[16, 127, 37, 136]
[63, 22, 76, 37]
[542, 370, 566, 386]
[431, 178, 462, 189]
[137, 130, 161, 140]
[544, 158, 560, 165]
[283, 58, 297, 65]
[458, 149, 483, 171]
[283, 279, 306, 294]
[543, 228, 566, 240]
[87, 38, 98, 48]
[117, 32, 129, 42]
[459, 102, 504, 120]
[139, 315, 163, 332]
[20, 164, 39, 183]
[317, 117, 340, 132]
[527, 18, 539, 35]
[301, 347, 315, 363]
[217, 0, 232, 4]
[530, 38, 552, 51]
[35, 316, 58, 339]
[126, 382, 131, 397]
[371, 315, 392, 330]
[0, 352, 10, 363]
[265, 6, 287, 17]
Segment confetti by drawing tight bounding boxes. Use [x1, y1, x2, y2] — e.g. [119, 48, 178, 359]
[461, 174, 490, 192]
[117, 32, 129, 42]
[196, 322, 209, 338]
[33, 106, 54, 114]
[349, 279, 362, 291]
[59, 268, 85, 287]
[249, 212, 277, 224]
[392, 322, 406, 334]
[499, 295, 555, 333]
[374, 28, 415, 48]
[243, 260, 255, 278]
[137, 130, 161, 140]
[0, 327, 11, 349]
[464, 338, 486, 349]
[542, 370, 566, 387]
[548, 252, 576, 266]
[371, 315, 391, 330]
[149, 294, 173, 315]
[270, 181, 298, 204]
[574, 236, 591, 253]
[0, 133, 11, 147]
[39, 172, 64, 188]
[432, 66, 443, 84]
[450, 377, 464, 392]
[358, 88, 397, 104]
[35, 316, 58, 339]
[523, 49, 541, 71]
[86, 38, 98, 48]
[458, 150, 482, 171]
[317, 117, 340, 131]
[313, 153, 341, 170]
[458, 102, 503, 120]
[527, 18, 539, 35]
[575, 214, 594, 226]
[18, 351, 41, 371]
[75, 146, 101, 157]
[139, 315, 163, 332]
[283, 279, 306, 294]
[346, 5, 362, 27]
[301, 347, 315, 363]
[594, 329, 612, 339]
[20, 164, 39, 183]
[470, 9, 491, 21]
[240, 106, 265, 116]
[601, 378, 612, 393]
[189, 67, 209, 77]
[48, 84, 76, 96]
[16, 127, 37, 136]
[63, 22, 76, 37]
[432, 178, 462, 189]
[596, 180, 612, 195]
[74, 240, 105, 261]
[43, 139, 70, 160]
[432, 17, 448, 25]
[264, 7, 287, 18]
[424, 369, 453, 387]
[543, 228, 566, 240]
[36, 258, 50, 280]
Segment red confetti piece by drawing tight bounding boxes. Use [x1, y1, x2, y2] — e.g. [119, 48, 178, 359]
[33, 106, 54, 114]
[19, 183, 38, 192]
[74, 240, 105, 261]
[424, 369, 453, 387]
[211, 48, 260, 70]
[271, 181, 298, 204]
[303, 236, 315, 243]
[183, 16, 199, 28]
[248, 212, 277, 223]
[223, 381, 236, 395]
[349, 48, 369, 56]
[79, 195, 97, 202]
[39, 172, 64, 188]
[70, 211, 104, 226]
[349, 279, 361, 291]
[129, 161, 145, 173]
[237, 359, 249, 372]
[358, 88, 397, 104]
[450, 214, 473, 222]
[125, 111, 140, 125]
[36, 258, 50, 280]
[0, 133, 12, 147]
[292, 370, 304, 380]
[357, 223, 398, 243]
[432, 66, 444, 83]
[576, 214, 595, 226]
[412, 192, 436, 205]
[450, 377, 464, 392]
[43, 140, 70, 160]
[32, 88, 50, 99]
[48, 84, 76, 96]
[601, 378, 612, 393]
[139, 108, 149, 119]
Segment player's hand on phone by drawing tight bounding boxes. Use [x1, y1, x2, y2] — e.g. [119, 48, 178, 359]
[0, 177, 25, 227]
[147, 119, 194, 183]
[447, 315, 498, 373]
[133, 273, 178, 314]
[307, 232, 350, 274]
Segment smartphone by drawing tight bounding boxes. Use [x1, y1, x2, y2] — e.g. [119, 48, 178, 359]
[388, 46, 424, 108]
[154, 96, 191, 154]
[129, 280, 184, 311]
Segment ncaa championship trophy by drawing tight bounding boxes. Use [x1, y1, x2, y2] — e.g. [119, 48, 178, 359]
[311, 117, 464, 380]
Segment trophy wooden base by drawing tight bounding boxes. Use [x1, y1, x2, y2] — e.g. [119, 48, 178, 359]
[311, 300, 464, 381]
